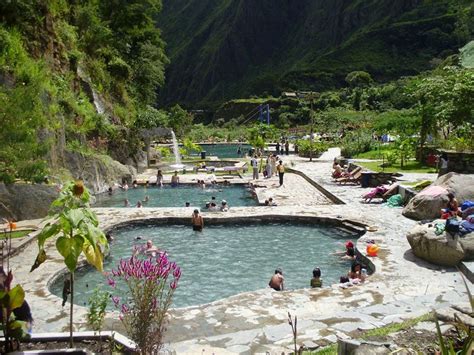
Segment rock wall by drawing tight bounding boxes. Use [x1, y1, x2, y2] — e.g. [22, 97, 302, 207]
[0, 183, 58, 221]
[63, 151, 136, 194]
[417, 148, 474, 174]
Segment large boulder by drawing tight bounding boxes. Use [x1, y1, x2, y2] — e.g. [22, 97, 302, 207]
[64, 151, 136, 194]
[402, 173, 474, 220]
[406, 222, 474, 266]
[0, 183, 58, 221]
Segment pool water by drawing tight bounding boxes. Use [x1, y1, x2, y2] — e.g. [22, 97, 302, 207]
[93, 185, 257, 208]
[50, 223, 359, 308]
[199, 144, 251, 159]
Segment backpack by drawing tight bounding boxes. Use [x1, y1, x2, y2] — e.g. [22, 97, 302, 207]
[445, 218, 460, 234]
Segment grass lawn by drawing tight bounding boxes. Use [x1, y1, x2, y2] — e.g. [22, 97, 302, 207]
[354, 145, 393, 160]
[357, 160, 437, 174]
[0, 229, 34, 239]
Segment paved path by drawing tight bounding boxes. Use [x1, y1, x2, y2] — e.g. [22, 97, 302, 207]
[8, 152, 470, 354]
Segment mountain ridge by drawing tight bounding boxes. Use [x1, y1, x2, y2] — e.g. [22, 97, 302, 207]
[158, 0, 472, 108]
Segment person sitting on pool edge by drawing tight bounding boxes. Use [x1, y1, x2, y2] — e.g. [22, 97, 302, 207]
[171, 171, 180, 187]
[191, 209, 204, 231]
[269, 268, 284, 291]
[310, 267, 322, 288]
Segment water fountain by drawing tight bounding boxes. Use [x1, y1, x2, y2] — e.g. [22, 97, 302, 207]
[170, 130, 184, 169]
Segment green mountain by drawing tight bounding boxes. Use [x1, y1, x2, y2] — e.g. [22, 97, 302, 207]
[158, 0, 473, 108]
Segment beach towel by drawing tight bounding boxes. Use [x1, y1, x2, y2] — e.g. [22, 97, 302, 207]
[418, 185, 448, 197]
[386, 194, 403, 207]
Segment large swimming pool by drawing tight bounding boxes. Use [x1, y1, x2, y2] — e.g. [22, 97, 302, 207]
[93, 185, 257, 208]
[199, 144, 251, 159]
[50, 222, 359, 308]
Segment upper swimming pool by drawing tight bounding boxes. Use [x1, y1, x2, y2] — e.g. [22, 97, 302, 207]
[199, 144, 251, 159]
[93, 185, 257, 208]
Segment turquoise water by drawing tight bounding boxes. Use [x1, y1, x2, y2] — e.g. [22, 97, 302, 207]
[199, 144, 251, 159]
[50, 223, 358, 308]
[93, 185, 257, 208]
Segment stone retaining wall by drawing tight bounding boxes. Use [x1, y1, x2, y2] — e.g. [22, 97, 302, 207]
[418, 147, 474, 174]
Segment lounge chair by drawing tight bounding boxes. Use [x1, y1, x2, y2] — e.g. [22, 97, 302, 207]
[362, 183, 399, 203]
[333, 166, 361, 182]
[336, 168, 363, 185]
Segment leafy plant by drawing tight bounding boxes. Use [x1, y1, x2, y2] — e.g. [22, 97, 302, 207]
[87, 287, 109, 351]
[31, 181, 108, 348]
[108, 253, 181, 354]
[0, 221, 31, 353]
[296, 140, 328, 158]
[435, 271, 474, 354]
[182, 137, 202, 157]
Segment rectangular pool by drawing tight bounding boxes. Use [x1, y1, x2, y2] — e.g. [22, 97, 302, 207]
[93, 185, 257, 208]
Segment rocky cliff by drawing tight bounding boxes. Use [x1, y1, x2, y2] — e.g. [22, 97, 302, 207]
[158, 0, 472, 107]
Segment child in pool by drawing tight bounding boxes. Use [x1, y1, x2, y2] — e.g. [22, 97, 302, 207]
[310, 267, 322, 288]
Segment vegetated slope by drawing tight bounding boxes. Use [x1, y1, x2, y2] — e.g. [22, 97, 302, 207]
[0, 1, 167, 183]
[158, 0, 473, 108]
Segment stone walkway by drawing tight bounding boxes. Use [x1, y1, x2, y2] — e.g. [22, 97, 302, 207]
[8, 152, 471, 354]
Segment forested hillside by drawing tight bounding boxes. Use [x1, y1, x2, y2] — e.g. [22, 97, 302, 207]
[0, 0, 168, 183]
[158, 0, 474, 108]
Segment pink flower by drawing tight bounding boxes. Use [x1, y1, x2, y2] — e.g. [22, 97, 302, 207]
[107, 277, 116, 288]
[112, 296, 120, 307]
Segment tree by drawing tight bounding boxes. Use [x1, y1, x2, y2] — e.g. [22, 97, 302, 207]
[31, 181, 108, 348]
[168, 104, 194, 136]
[135, 106, 169, 129]
[409, 66, 474, 147]
[345, 71, 373, 88]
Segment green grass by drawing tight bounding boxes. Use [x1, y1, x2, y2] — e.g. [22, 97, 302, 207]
[0, 230, 34, 239]
[303, 344, 337, 355]
[357, 160, 437, 174]
[353, 146, 393, 160]
[361, 313, 433, 339]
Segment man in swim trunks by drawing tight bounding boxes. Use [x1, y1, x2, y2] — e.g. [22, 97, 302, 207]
[171, 171, 180, 187]
[269, 268, 284, 291]
[191, 209, 204, 231]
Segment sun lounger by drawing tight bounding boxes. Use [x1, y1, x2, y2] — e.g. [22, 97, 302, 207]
[336, 169, 363, 184]
[362, 183, 399, 202]
[334, 166, 361, 181]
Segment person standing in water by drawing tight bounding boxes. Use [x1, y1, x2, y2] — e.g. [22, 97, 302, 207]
[156, 169, 164, 187]
[171, 171, 180, 187]
[269, 268, 284, 291]
[191, 209, 204, 231]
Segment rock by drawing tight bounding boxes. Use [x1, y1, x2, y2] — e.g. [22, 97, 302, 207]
[0, 183, 58, 221]
[402, 173, 474, 220]
[64, 151, 136, 194]
[435, 307, 474, 328]
[406, 224, 465, 266]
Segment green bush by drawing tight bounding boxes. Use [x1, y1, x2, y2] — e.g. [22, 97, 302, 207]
[296, 140, 329, 157]
[340, 131, 376, 158]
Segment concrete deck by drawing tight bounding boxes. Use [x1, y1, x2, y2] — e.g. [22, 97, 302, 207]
[8, 151, 470, 354]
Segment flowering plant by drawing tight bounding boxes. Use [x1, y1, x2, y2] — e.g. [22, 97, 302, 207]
[108, 252, 181, 353]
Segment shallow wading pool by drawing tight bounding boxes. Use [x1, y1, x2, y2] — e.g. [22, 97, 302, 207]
[50, 222, 360, 308]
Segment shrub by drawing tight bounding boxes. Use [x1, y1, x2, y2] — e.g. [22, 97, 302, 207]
[108, 253, 181, 353]
[296, 140, 329, 157]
